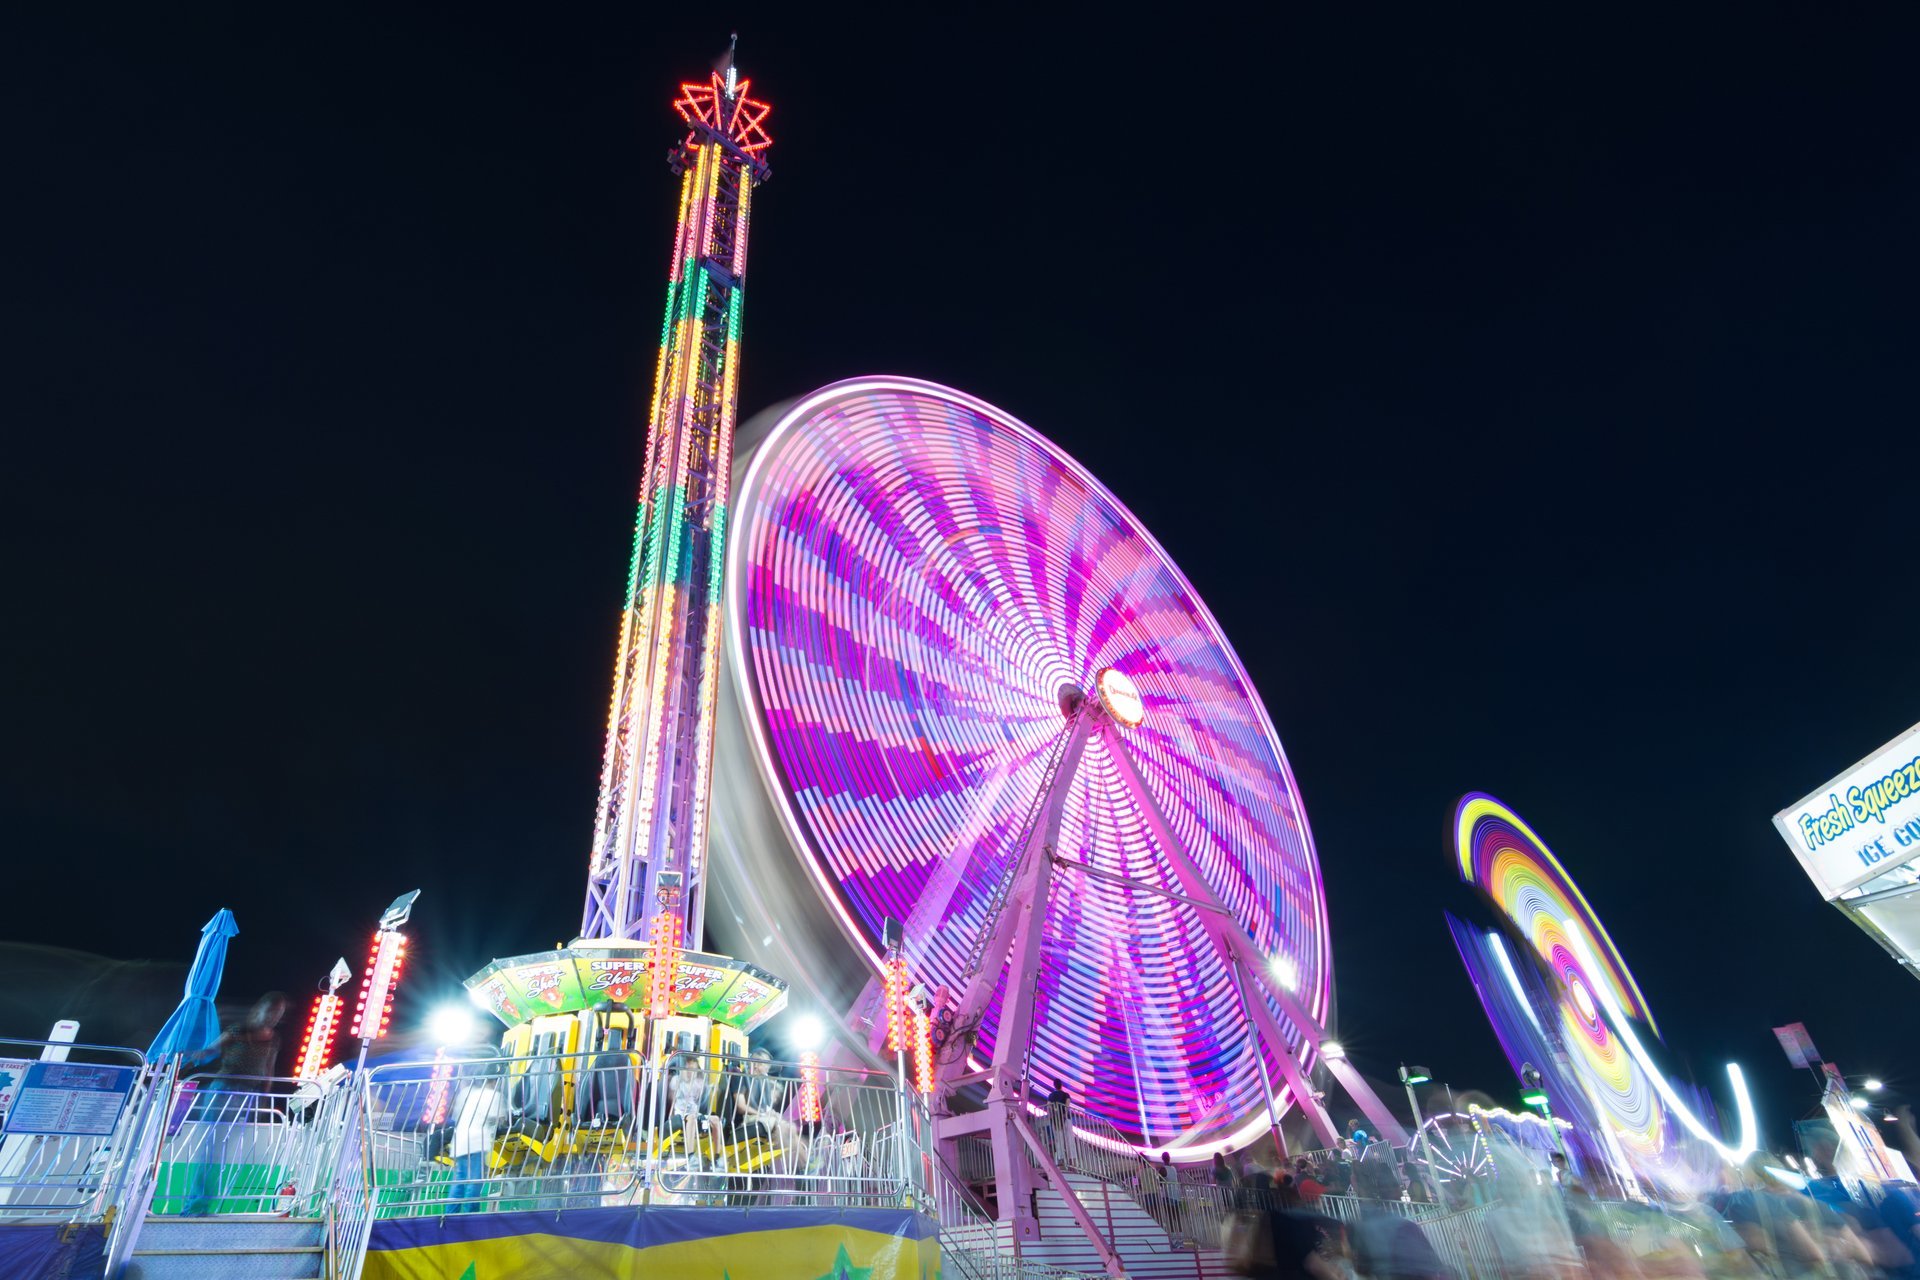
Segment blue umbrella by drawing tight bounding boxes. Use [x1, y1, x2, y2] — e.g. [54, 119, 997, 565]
[147, 910, 239, 1062]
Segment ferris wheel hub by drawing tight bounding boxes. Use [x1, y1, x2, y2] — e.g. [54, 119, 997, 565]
[1057, 683, 1087, 719]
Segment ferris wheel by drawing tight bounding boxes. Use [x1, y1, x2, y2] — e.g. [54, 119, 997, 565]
[709, 378, 1370, 1156]
[1412, 1113, 1494, 1183]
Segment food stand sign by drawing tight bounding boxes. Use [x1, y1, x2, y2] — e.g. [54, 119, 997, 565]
[1773, 721, 1920, 900]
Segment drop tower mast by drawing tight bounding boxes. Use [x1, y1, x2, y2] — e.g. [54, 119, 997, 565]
[463, 46, 787, 1054]
[583, 45, 772, 945]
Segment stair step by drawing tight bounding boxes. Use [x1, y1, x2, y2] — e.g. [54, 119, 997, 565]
[134, 1246, 325, 1255]
[126, 1218, 328, 1280]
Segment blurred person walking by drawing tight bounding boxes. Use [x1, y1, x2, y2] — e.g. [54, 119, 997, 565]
[181, 993, 287, 1216]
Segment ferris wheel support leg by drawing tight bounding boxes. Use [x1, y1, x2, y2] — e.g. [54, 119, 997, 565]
[1318, 1056, 1411, 1147]
[1095, 718, 1408, 1149]
[937, 709, 1098, 1090]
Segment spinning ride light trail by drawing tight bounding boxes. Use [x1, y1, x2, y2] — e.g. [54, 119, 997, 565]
[1452, 793, 1756, 1190]
[718, 377, 1385, 1155]
[1412, 1113, 1495, 1184]
[582, 47, 773, 942]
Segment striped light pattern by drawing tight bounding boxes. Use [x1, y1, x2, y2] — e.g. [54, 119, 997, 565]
[726, 378, 1330, 1149]
[1454, 794, 1708, 1189]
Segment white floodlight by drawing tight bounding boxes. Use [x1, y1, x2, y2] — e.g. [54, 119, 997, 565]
[792, 1014, 826, 1052]
[1270, 954, 1299, 991]
[1864, 1078, 1885, 1093]
[427, 1004, 481, 1046]
[1319, 1040, 1347, 1061]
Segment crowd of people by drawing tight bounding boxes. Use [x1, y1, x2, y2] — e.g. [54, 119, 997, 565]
[1201, 1108, 1920, 1280]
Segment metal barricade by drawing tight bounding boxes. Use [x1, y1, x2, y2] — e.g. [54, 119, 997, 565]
[1417, 1201, 1503, 1280]
[357, 1048, 639, 1217]
[147, 1071, 354, 1216]
[1317, 1192, 1447, 1223]
[354, 1046, 921, 1218]
[652, 1050, 913, 1208]
[0, 1037, 150, 1222]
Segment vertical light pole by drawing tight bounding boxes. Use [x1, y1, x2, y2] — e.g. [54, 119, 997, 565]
[349, 890, 419, 1075]
[1400, 1064, 1436, 1182]
[881, 917, 915, 1197]
[294, 958, 352, 1081]
[1519, 1061, 1573, 1175]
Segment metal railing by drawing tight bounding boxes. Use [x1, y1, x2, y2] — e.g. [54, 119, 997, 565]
[0, 1038, 949, 1278]
[324, 1087, 377, 1280]
[1418, 1201, 1504, 1280]
[0, 1038, 150, 1222]
[343, 1047, 923, 1218]
[147, 1071, 354, 1216]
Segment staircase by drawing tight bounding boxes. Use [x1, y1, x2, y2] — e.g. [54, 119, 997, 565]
[125, 1217, 327, 1280]
[1028, 1172, 1229, 1279]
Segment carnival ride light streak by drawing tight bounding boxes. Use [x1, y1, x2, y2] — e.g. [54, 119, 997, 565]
[722, 377, 1331, 1151]
[1562, 932, 1757, 1165]
[1488, 934, 1543, 1034]
[582, 64, 771, 943]
[1456, 793, 1756, 1175]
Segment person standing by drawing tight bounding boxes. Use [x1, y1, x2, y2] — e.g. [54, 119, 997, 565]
[1045, 1078, 1071, 1163]
[1160, 1152, 1183, 1232]
[447, 1056, 506, 1213]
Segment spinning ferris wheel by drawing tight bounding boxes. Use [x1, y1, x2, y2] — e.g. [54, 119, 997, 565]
[709, 378, 1399, 1157]
[1411, 1113, 1494, 1184]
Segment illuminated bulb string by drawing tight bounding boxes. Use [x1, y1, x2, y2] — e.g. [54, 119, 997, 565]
[647, 911, 683, 1019]
[913, 1007, 934, 1095]
[294, 993, 343, 1080]
[423, 1048, 453, 1126]
[799, 1051, 822, 1123]
[884, 954, 910, 1056]
[350, 932, 406, 1042]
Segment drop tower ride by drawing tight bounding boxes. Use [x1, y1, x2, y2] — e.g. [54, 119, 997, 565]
[463, 50, 787, 1052]
[583, 51, 773, 944]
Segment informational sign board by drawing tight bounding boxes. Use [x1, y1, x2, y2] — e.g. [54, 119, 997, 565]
[0, 1062, 137, 1137]
[0, 1059, 34, 1119]
[1774, 721, 1920, 900]
[1772, 1022, 1820, 1069]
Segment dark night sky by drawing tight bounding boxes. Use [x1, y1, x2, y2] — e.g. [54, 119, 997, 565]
[6, 6, 1919, 1143]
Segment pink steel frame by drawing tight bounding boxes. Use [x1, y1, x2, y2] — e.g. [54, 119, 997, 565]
[912, 692, 1406, 1267]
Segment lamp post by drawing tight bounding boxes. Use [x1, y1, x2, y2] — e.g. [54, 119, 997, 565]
[1520, 1061, 1575, 1175]
[349, 890, 420, 1075]
[1400, 1063, 1437, 1183]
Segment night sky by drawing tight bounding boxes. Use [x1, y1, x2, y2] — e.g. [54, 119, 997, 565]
[7, 6, 1919, 1144]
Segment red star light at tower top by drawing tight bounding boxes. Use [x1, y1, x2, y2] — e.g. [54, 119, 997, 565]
[674, 71, 772, 160]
